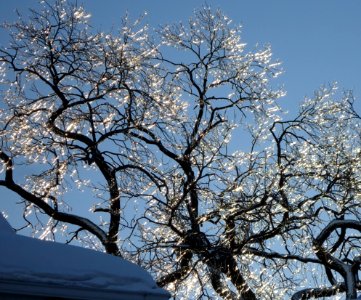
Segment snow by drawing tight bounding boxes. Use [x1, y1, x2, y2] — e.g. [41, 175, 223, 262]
[0, 215, 170, 299]
[0, 214, 14, 234]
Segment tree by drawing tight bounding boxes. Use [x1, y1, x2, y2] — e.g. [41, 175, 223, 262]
[1, 1, 361, 299]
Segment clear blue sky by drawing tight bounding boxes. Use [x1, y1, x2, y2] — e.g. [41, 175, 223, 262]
[1, 0, 361, 228]
[1, 1, 361, 112]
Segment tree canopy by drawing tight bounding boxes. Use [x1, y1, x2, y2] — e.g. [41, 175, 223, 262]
[1, 1, 361, 299]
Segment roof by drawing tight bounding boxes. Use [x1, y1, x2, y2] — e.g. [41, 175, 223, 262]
[0, 214, 170, 300]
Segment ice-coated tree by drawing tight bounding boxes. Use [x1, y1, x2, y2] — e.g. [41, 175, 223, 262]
[1, 1, 361, 299]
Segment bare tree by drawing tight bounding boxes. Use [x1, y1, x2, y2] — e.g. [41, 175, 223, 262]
[1, 1, 361, 299]
[269, 88, 361, 300]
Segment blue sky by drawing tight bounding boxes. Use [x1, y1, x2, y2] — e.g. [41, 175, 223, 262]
[1, 1, 361, 112]
[1, 0, 361, 229]
[65, 0, 361, 107]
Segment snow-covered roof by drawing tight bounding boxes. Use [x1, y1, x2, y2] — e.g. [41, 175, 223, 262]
[0, 213, 14, 234]
[0, 214, 170, 300]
